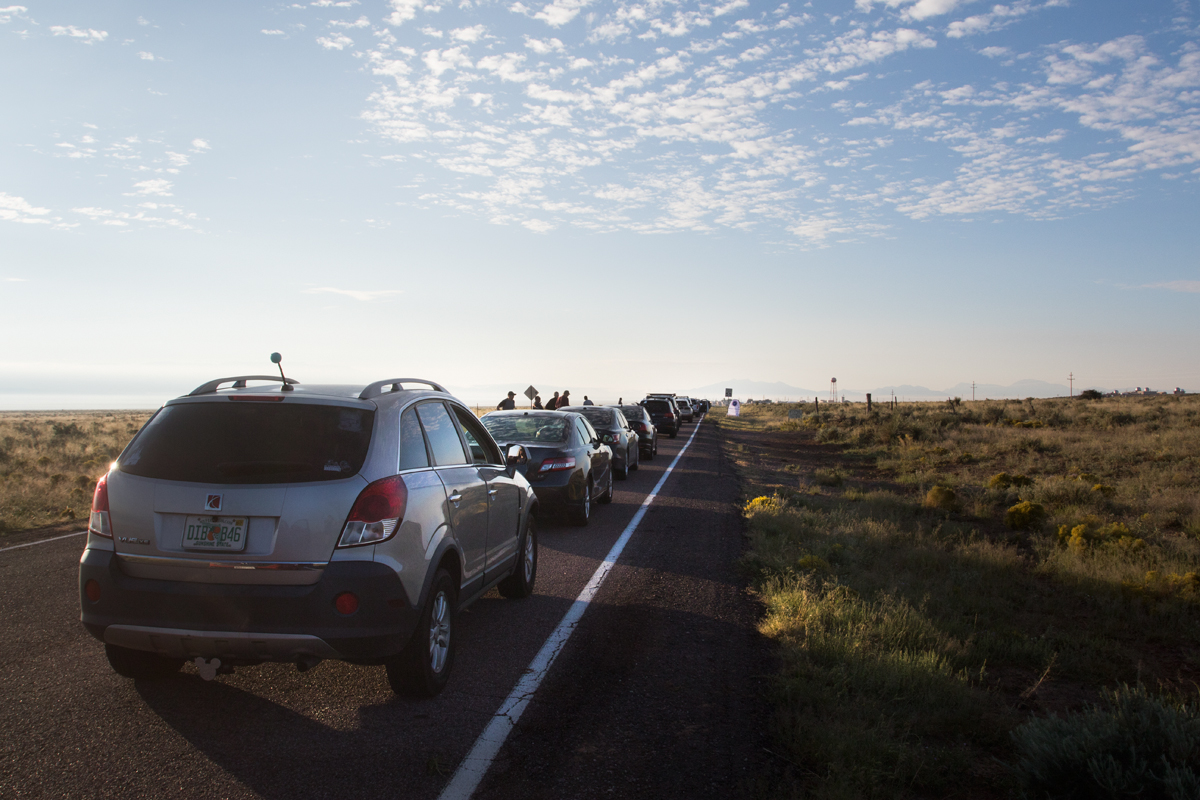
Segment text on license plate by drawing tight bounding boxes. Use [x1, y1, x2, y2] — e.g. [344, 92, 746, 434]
[183, 516, 247, 551]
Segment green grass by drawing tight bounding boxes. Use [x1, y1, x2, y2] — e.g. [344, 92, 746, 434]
[718, 397, 1200, 798]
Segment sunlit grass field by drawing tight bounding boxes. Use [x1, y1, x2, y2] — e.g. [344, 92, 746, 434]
[0, 411, 153, 534]
[718, 395, 1200, 798]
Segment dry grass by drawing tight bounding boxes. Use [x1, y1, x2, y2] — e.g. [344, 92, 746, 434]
[0, 410, 153, 535]
[717, 396, 1200, 798]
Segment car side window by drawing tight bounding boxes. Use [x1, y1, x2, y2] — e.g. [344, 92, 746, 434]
[399, 406, 431, 471]
[616, 411, 628, 429]
[575, 420, 589, 445]
[451, 406, 503, 465]
[416, 402, 468, 466]
[579, 418, 598, 443]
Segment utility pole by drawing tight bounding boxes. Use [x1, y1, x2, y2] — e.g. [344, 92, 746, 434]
[1069, 372, 1074, 398]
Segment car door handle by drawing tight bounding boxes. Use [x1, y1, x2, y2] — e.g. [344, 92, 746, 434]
[488, 488, 498, 496]
[449, 493, 463, 504]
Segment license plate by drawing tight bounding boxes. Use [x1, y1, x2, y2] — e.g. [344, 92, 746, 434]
[183, 516, 248, 552]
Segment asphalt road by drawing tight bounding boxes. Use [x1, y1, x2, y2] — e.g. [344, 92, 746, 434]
[0, 417, 776, 799]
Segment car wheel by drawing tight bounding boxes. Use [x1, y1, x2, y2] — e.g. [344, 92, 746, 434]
[615, 456, 628, 480]
[669, 429, 677, 439]
[387, 568, 457, 697]
[570, 478, 592, 526]
[652, 438, 658, 458]
[598, 468, 614, 504]
[629, 446, 639, 472]
[104, 644, 184, 679]
[498, 516, 537, 599]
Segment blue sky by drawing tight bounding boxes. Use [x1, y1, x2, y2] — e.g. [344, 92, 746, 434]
[2, 0, 1198, 407]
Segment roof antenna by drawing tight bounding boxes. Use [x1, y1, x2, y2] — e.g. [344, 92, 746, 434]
[271, 352, 293, 391]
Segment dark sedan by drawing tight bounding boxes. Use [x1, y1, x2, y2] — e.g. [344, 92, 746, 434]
[480, 410, 613, 526]
[641, 397, 680, 438]
[562, 405, 639, 479]
[619, 404, 657, 460]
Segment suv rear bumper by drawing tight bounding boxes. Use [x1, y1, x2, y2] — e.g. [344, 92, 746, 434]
[79, 548, 418, 663]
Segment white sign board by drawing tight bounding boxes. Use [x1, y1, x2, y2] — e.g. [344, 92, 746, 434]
[726, 399, 740, 416]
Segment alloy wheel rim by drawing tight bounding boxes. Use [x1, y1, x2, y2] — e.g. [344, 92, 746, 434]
[428, 591, 450, 673]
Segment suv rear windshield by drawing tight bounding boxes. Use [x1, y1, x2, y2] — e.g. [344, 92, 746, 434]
[119, 401, 375, 484]
[643, 400, 671, 414]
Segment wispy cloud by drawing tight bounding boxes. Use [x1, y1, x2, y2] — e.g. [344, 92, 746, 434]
[1142, 281, 1200, 293]
[284, 0, 1197, 246]
[303, 287, 404, 301]
[0, 6, 28, 24]
[49, 25, 108, 43]
[0, 192, 52, 224]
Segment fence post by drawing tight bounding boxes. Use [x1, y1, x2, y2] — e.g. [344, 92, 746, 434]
[866, 393, 872, 411]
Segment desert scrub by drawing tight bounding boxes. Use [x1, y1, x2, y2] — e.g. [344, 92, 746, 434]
[1011, 685, 1200, 799]
[0, 411, 152, 534]
[717, 400, 1200, 798]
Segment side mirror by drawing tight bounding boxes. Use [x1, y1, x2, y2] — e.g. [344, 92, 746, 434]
[506, 444, 527, 466]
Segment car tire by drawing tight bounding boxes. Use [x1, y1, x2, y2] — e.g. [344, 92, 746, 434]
[386, 568, 457, 697]
[498, 516, 537, 599]
[652, 438, 658, 457]
[570, 478, 592, 526]
[629, 446, 639, 472]
[669, 429, 677, 439]
[104, 644, 184, 679]
[598, 468, 614, 504]
[615, 457, 628, 480]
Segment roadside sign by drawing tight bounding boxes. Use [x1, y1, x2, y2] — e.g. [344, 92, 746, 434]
[725, 388, 732, 397]
[787, 409, 804, 420]
[524, 385, 538, 400]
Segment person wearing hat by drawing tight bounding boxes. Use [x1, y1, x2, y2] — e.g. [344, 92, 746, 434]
[497, 391, 516, 410]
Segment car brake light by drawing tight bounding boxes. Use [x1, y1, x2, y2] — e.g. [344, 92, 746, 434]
[539, 456, 576, 472]
[602, 433, 616, 443]
[89, 474, 113, 538]
[338, 475, 407, 547]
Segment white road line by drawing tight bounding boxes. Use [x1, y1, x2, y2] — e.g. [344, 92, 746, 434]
[0, 530, 87, 554]
[438, 418, 706, 800]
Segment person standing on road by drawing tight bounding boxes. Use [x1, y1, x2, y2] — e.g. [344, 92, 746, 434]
[582, 396, 594, 406]
[546, 391, 560, 410]
[533, 395, 543, 409]
[497, 391, 516, 410]
[559, 390, 572, 408]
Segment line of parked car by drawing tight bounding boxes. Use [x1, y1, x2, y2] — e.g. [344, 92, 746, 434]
[478, 394, 708, 528]
[78, 362, 708, 699]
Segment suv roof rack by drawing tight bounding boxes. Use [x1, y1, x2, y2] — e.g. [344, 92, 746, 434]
[188, 376, 300, 396]
[359, 378, 448, 400]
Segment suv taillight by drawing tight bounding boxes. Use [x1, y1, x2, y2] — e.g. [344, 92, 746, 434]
[339, 475, 408, 547]
[89, 473, 113, 538]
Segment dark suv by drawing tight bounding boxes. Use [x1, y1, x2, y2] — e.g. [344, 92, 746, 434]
[640, 397, 680, 438]
[79, 374, 539, 697]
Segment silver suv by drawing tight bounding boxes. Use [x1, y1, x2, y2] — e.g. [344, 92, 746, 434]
[78, 373, 538, 696]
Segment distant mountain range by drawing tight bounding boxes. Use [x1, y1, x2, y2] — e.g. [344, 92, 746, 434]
[686, 378, 1098, 401]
